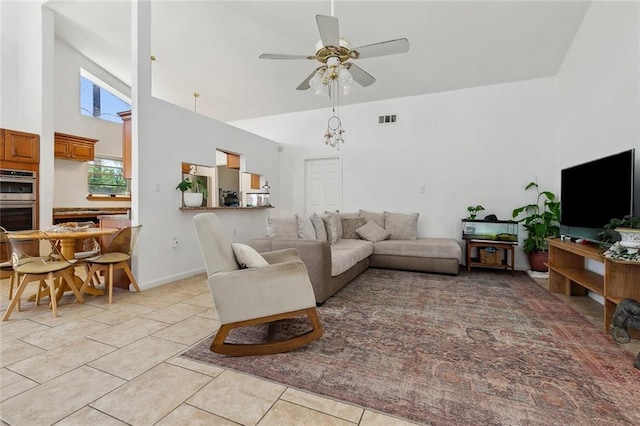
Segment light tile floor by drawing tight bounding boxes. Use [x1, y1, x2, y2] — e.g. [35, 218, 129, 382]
[0, 271, 638, 425]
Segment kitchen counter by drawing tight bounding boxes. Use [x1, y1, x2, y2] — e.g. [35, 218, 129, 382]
[53, 207, 129, 223]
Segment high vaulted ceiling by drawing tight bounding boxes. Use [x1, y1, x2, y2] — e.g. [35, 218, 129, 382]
[46, 1, 591, 123]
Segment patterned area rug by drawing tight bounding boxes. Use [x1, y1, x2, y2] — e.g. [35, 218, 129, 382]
[181, 269, 640, 425]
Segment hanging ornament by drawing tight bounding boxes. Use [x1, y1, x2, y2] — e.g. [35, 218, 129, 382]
[325, 114, 345, 150]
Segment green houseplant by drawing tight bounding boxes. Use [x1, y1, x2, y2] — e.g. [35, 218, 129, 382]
[512, 180, 560, 271]
[466, 205, 485, 220]
[176, 177, 208, 207]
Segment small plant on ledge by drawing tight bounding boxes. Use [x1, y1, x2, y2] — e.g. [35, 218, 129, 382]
[176, 177, 208, 207]
[466, 205, 485, 220]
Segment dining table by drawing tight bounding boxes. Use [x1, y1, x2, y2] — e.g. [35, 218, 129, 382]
[8, 227, 119, 301]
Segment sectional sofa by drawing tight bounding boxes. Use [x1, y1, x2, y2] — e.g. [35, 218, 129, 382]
[250, 210, 462, 303]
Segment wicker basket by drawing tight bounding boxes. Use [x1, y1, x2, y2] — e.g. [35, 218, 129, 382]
[480, 247, 501, 265]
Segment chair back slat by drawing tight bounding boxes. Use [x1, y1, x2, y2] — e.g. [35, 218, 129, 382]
[103, 225, 142, 255]
[193, 213, 239, 276]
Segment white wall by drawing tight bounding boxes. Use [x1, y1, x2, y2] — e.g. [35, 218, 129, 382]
[131, 1, 283, 288]
[556, 1, 640, 215]
[232, 77, 558, 269]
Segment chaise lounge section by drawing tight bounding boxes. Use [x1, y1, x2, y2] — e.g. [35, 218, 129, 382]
[250, 210, 462, 303]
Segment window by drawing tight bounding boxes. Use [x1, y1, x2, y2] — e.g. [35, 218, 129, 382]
[88, 157, 128, 195]
[80, 68, 131, 124]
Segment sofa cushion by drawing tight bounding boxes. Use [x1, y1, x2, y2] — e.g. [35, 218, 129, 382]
[267, 216, 298, 238]
[324, 211, 343, 239]
[232, 243, 269, 268]
[296, 214, 317, 240]
[322, 214, 339, 244]
[310, 213, 327, 241]
[341, 217, 367, 239]
[373, 238, 462, 260]
[330, 239, 374, 276]
[356, 220, 391, 242]
[359, 209, 385, 228]
[384, 211, 419, 240]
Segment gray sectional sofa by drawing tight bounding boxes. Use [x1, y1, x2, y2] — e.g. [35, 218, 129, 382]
[250, 210, 462, 303]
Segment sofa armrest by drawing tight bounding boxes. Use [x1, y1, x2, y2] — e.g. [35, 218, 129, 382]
[261, 248, 301, 265]
[250, 237, 333, 301]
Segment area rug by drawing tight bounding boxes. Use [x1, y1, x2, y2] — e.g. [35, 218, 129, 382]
[181, 269, 640, 425]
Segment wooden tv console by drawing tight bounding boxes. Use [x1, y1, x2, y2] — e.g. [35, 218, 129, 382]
[547, 238, 640, 336]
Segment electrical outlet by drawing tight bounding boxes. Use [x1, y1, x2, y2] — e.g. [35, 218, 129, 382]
[232, 229, 237, 237]
[172, 237, 179, 248]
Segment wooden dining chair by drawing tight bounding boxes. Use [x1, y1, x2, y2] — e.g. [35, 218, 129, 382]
[79, 225, 142, 304]
[2, 230, 84, 321]
[1, 226, 18, 301]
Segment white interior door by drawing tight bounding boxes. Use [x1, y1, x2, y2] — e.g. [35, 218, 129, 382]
[304, 157, 341, 215]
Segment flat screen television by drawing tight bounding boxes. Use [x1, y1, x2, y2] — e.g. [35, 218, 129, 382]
[560, 149, 635, 242]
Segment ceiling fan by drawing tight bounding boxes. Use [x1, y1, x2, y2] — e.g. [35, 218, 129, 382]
[258, 14, 410, 92]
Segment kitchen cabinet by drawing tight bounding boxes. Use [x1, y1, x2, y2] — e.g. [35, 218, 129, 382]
[250, 174, 260, 189]
[117, 110, 132, 179]
[1, 128, 40, 164]
[227, 153, 240, 169]
[54, 132, 97, 161]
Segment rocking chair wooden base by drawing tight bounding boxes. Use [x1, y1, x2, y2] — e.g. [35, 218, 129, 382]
[210, 307, 323, 356]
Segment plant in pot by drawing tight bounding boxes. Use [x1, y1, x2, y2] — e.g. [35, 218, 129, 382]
[512, 180, 560, 272]
[599, 215, 640, 258]
[176, 177, 208, 208]
[466, 205, 485, 220]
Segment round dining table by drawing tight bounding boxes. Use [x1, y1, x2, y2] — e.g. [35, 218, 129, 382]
[7, 227, 119, 301]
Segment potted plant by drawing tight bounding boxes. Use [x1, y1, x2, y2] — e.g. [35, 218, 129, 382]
[512, 180, 560, 272]
[176, 177, 208, 207]
[599, 215, 640, 250]
[466, 205, 485, 220]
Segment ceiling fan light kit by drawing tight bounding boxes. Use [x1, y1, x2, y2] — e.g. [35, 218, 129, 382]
[259, 13, 409, 149]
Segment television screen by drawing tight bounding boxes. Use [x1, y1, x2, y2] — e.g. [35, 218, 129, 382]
[561, 149, 635, 230]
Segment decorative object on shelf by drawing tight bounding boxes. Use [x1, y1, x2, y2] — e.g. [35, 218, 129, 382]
[599, 214, 640, 243]
[466, 205, 485, 220]
[258, 1, 409, 150]
[176, 165, 208, 208]
[262, 181, 271, 193]
[222, 190, 239, 207]
[610, 298, 640, 369]
[512, 179, 560, 272]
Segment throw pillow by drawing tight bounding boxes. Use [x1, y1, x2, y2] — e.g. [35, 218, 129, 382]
[384, 211, 419, 240]
[341, 217, 367, 239]
[296, 214, 317, 240]
[231, 243, 269, 269]
[266, 216, 298, 238]
[321, 214, 339, 244]
[359, 209, 385, 228]
[310, 213, 327, 241]
[324, 211, 343, 239]
[356, 220, 391, 242]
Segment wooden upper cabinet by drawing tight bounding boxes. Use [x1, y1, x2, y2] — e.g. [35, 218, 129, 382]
[117, 110, 132, 179]
[227, 153, 241, 169]
[54, 132, 97, 161]
[250, 174, 261, 189]
[1, 128, 40, 164]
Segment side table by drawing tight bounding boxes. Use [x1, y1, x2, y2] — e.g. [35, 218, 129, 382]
[466, 240, 517, 275]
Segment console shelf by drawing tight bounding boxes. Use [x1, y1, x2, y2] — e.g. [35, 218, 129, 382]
[547, 238, 640, 337]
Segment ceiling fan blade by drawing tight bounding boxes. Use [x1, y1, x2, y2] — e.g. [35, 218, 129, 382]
[352, 38, 410, 59]
[296, 69, 319, 90]
[316, 15, 339, 47]
[346, 63, 376, 87]
[259, 53, 315, 60]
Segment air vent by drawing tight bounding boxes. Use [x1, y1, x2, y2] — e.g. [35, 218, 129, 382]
[378, 114, 397, 124]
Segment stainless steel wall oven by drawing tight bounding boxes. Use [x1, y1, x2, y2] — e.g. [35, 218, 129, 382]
[0, 169, 37, 231]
